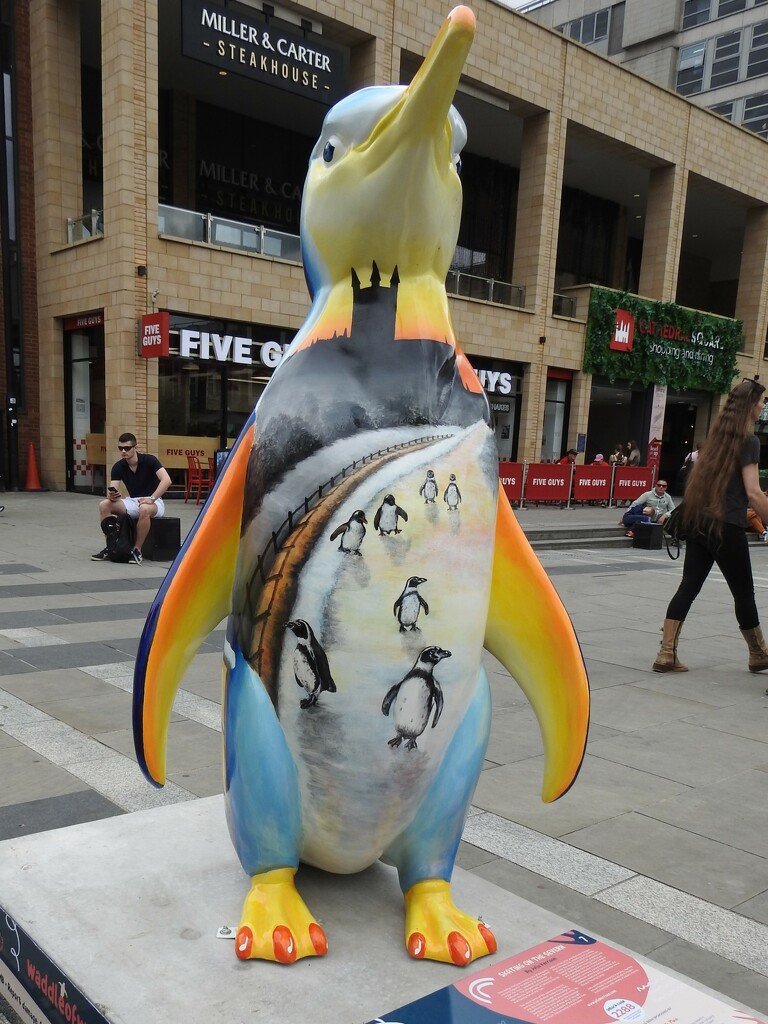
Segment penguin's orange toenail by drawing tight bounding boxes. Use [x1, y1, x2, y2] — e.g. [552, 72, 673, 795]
[407, 932, 427, 959]
[235, 927, 253, 960]
[309, 922, 328, 955]
[478, 923, 497, 953]
[448, 931, 472, 966]
[273, 925, 298, 963]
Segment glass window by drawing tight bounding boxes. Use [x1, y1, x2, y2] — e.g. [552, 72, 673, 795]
[711, 31, 741, 86]
[683, 0, 711, 28]
[743, 91, 768, 135]
[677, 42, 707, 94]
[709, 99, 735, 117]
[748, 21, 768, 76]
[718, 0, 746, 13]
[595, 9, 610, 37]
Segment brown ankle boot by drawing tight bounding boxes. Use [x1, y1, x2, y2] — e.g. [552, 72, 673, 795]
[652, 619, 688, 672]
[740, 626, 768, 672]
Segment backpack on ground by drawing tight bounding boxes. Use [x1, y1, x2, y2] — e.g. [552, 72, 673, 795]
[101, 514, 136, 562]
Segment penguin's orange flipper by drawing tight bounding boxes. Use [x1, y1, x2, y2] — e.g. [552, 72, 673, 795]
[485, 485, 590, 802]
[133, 416, 254, 786]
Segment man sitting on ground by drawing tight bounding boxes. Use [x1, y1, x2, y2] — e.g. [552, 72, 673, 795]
[622, 479, 675, 537]
[92, 432, 171, 564]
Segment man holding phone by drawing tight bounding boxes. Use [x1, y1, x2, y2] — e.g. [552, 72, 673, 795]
[92, 432, 172, 564]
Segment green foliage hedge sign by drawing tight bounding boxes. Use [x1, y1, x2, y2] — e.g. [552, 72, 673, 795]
[584, 287, 742, 393]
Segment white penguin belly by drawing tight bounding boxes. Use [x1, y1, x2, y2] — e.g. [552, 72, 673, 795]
[293, 647, 316, 694]
[423, 482, 437, 501]
[393, 678, 431, 737]
[378, 506, 398, 532]
[343, 521, 365, 550]
[399, 592, 421, 627]
[275, 424, 498, 873]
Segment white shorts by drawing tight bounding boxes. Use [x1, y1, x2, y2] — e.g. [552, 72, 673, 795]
[122, 496, 165, 519]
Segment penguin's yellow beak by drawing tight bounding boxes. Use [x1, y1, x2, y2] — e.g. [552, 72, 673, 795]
[358, 6, 475, 152]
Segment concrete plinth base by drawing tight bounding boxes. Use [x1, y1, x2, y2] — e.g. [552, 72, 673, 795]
[0, 797, 760, 1023]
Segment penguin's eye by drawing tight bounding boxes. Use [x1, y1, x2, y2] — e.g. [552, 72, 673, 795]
[455, 156, 462, 177]
[323, 141, 335, 163]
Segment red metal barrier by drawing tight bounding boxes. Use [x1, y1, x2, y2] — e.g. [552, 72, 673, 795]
[573, 466, 611, 501]
[498, 461, 524, 502]
[523, 463, 571, 502]
[612, 467, 653, 502]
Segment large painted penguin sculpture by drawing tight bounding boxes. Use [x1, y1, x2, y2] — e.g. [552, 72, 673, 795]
[133, 6, 589, 969]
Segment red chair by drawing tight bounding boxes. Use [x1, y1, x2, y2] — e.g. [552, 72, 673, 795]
[185, 455, 209, 505]
[208, 457, 216, 488]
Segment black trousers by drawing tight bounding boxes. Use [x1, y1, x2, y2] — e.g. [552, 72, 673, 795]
[666, 523, 759, 630]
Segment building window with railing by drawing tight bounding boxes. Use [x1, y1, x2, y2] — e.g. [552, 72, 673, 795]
[683, 0, 712, 29]
[748, 20, 768, 76]
[709, 99, 735, 117]
[742, 91, 768, 134]
[556, 8, 610, 45]
[711, 31, 742, 86]
[677, 42, 706, 94]
[718, 0, 747, 15]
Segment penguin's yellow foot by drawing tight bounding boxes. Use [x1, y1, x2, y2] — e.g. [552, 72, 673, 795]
[235, 867, 328, 964]
[404, 879, 497, 967]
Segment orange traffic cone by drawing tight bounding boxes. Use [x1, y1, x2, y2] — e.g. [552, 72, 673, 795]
[24, 442, 44, 491]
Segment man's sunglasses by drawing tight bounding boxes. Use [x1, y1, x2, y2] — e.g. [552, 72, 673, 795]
[117, 444, 135, 452]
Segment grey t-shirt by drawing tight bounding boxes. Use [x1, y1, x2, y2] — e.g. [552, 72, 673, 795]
[724, 434, 760, 527]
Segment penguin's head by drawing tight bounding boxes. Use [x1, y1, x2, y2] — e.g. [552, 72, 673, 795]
[406, 576, 427, 588]
[449, 473, 456, 481]
[352, 510, 368, 524]
[383, 494, 396, 505]
[301, 7, 475, 297]
[420, 645, 452, 665]
[427, 470, 435, 479]
[286, 620, 310, 639]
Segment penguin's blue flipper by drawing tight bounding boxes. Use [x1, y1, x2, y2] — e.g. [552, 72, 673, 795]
[132, 413, 254, 786]
[485, 486, 590, 803]
[224, 632, 328, 964]
[383, 668, 497, 966]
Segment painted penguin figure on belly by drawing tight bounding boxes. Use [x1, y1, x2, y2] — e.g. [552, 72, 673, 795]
[133, 5, 589, 969]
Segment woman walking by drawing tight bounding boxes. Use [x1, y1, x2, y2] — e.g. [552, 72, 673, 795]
[653, 378, 768, 674]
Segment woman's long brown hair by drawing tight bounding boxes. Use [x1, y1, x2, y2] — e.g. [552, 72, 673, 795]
[682, 378, 765, 538]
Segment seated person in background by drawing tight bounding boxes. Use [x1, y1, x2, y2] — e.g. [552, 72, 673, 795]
[558, 448, 577, 465]
[747, 493, 768, 542]
[622, 479, 675, 537]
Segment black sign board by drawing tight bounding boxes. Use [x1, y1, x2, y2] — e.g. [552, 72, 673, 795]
[0, 905, 110, 1024]
[182, 0, 348, 104]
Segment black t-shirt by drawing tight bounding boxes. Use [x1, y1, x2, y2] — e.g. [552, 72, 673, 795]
[723, 434, 760, 527]
[110, 453, 163, 498]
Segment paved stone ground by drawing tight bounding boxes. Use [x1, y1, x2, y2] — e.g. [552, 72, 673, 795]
[0, 492, 767, 1017]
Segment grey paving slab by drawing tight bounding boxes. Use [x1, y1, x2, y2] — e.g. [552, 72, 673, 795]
[0, 744, 85, 809]
[0, 563, 43, 574]
[167, 763, 224, 798]
[33, 689, 134, 736]
[588, 681, 719, 731]
[565, 811, 768, 908]
[0, 667, 116, 704]
[587, 719, 768, 787]
[596, 875, 768, 976]
[473, 754, 691, 837]
[680, 699, 768, 743]
[0, 638, 140, 670]
[95, 718, 223, 772]
[0, 730, 22, 751]
[736, 890, 768, 928]
[647, 768, 768, 857]
[0, 789, 123, 840]
[630, 668, 764, 705]
[467, 854, 676, 958]
[648, 937, 768, 1016]
[0, 652, 34, 675]
[42, 621, 146, 643]
[579, 658, 649, 691]
[0, 604, 151, 628]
